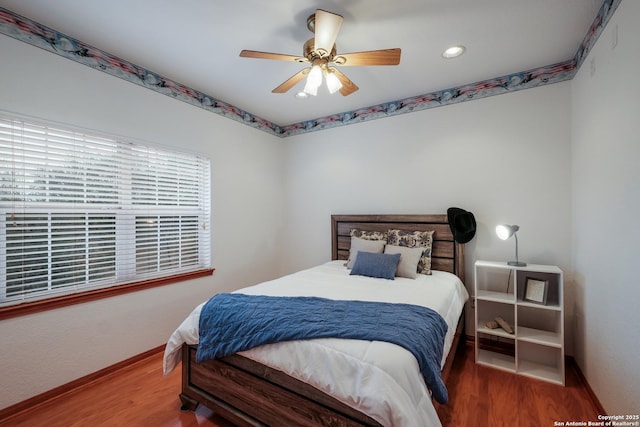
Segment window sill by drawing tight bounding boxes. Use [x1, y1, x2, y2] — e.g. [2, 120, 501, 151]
[0, 268, 215, 321]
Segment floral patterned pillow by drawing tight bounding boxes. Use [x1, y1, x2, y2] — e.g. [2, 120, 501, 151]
[386, 229, 434, 275]
[350, 228, 387, 241]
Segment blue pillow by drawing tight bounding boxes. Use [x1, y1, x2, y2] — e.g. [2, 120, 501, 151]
[349, 251, 401, 280]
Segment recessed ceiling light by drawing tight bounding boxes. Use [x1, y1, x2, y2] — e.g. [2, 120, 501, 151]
[442, 45, 466, 59]
[294, 91, 309, 99]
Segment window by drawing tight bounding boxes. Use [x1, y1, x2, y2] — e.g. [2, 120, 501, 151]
[0, 112, 211, 307]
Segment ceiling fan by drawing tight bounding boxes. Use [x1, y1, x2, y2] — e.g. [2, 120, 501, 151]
[239, 9, 401, 97]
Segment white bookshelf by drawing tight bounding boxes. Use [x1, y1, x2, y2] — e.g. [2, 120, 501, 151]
[474, 260, 565, 385]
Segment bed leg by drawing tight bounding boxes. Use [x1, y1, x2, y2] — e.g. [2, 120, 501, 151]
[179, 393, 198, 412]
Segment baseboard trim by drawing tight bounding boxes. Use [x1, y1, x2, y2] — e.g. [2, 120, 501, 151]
[0, 344, 166, 422]
[465, 334, 606, 415]
[566, 356, 607, 415]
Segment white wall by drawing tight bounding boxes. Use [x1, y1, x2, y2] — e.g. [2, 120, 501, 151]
[571, 0, 640, 414]
[282, 84, 574, 339]
[0, 35, 286, 409]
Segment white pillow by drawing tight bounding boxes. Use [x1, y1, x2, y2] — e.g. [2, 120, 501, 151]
[384, 244, 425, 279]
[347, 236, 386, 269]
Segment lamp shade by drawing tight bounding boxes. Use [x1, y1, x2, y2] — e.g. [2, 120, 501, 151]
[303, 79, 319, 96]
[303, 65, 323, 96]
[325, 69, 343, 94]
[307, 65, 322, 87]
[496, 224, 519, 240]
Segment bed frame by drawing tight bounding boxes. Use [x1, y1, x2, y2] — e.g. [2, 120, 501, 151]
[179, 214, 466, 426]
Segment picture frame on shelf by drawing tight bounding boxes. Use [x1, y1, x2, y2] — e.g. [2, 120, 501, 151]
[524, 277, 548, 304]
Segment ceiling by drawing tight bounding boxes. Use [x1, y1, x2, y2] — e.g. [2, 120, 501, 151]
[0, 0, 603, 126]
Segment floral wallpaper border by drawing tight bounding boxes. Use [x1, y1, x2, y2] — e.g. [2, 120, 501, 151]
[0, 0, 621, 138]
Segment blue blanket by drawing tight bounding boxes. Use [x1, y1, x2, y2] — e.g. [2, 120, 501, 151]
[197, 293, 449, 403]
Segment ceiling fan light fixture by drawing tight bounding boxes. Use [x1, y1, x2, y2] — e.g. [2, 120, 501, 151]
[303, 64, 324, 96]
[303, 79, 319, 96]
[240, 9, 399, 97]
[307, 65, 323, 87]
[442, 45, 466, 59]
[325, 69, 343, 94]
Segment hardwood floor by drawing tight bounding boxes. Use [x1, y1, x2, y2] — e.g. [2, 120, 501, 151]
[1, 343, 599, 427]
[437, 343, 599, 426]
[0, 352, 234, 427]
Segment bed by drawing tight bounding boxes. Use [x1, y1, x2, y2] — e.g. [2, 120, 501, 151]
[163, 214, 468, 427]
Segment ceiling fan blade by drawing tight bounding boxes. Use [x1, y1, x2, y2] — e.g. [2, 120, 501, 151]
[334, 48, 401, 66]
[272, 69, 309, 93]
[240, 50, 307, 62]
[314, 9, 343, 57]
[332, 68, 359, 96]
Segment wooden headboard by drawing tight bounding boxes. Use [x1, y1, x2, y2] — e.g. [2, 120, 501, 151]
[331, 214, 465, 284]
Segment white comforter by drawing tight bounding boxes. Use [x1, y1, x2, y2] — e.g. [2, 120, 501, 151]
[163, 261, 468, 427]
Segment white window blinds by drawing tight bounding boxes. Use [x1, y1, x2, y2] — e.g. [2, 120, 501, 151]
[0, 112, 211, 305]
